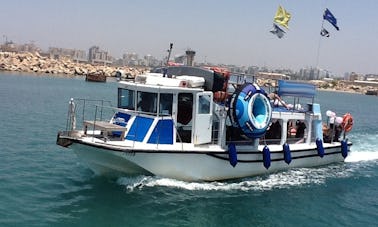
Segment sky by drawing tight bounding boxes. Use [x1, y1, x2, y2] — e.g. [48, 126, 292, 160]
[1, 0, 378, 76]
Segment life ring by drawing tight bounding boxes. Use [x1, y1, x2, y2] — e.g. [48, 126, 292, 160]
[229, 83, 272, 138]
[341, 113, 353, 132]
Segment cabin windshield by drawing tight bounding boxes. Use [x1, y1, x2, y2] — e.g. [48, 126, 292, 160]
[137, 91, 157, 114]
[118, 88, 174, 116]
[118, 88, 135, 110]
[159, 93, 173, 115]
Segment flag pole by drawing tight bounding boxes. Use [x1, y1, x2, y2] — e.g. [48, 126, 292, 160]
[315, 17, 325, 70]
[316, 0, 328, 69]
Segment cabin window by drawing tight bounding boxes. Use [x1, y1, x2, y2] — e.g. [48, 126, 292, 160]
[198, 94, 211, 114]
[264, 119, 282, 144]
[177, 93, 193, 125]
[118, 88, 135, 109]
[137, 91, 157, 114]
[159, 93, 173, 115]
[177, 93, 193, 143]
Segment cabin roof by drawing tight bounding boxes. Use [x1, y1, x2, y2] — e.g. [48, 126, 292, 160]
[277, 80, 316, 98]
[118, 80, 204, 93]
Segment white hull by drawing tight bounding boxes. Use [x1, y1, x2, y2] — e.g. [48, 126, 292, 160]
[70, 140, 350, 181]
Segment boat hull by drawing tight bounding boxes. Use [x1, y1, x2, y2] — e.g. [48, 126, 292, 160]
[68, 140, 351, 181]
[85, 73, 106, 82]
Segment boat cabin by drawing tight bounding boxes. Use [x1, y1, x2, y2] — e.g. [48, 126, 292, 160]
[114, 72, 219, 146]
[262, 80, 321, 145]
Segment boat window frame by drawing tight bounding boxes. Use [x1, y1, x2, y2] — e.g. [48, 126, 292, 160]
[197, 93, 211, 114]
[177, 92, 194, 125]
[118, 88, 135, 110]
[159, 93, 173, 116]
[137, 91, 158, 115]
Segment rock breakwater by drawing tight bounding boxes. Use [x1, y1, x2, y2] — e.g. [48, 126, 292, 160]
[0, 51, 146, 77]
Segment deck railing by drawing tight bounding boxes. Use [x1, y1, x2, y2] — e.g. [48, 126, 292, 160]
[66, 98, 114, 131]
[67, 98, 188, 149]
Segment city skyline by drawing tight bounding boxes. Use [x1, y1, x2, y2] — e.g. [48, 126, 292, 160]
[1, 0, 378, 76]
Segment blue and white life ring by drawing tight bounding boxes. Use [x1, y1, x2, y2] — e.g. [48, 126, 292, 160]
[229, 83, 272, 138]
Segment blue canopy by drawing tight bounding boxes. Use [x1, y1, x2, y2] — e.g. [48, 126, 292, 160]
[277, 80, 316, 98]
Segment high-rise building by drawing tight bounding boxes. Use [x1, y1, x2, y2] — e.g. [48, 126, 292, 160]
[48, 47, 87, 62]
[88, 46, 112, 65]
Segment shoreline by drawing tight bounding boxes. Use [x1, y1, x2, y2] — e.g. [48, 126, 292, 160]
[0, 51, 147, 78]
[1, 51, 376, 95]
[315, 82, 377, 95]
[317, 88, 363, 95]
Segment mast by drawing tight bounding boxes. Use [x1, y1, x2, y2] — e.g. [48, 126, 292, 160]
[163, 43, 173, 77]
[166, 43, 173, 66]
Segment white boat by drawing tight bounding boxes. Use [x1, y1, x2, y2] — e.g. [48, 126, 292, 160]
[57, 66, 354, 181]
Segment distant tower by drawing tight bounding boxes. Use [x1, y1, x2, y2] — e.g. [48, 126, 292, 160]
[185, 49, 196, 66]
[88, 46, 100, 63]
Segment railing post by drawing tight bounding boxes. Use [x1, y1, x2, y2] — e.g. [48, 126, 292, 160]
[93, 105, 98, 139]
[100, 100, 104, 120]
[82, 99, 86, 125]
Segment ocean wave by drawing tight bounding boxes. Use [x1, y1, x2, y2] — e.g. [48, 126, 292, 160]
[116, 164, 356, 192]
[345, 151, 378, 162]
[346, 132, 378, 162]
[349, 132, 378, 152]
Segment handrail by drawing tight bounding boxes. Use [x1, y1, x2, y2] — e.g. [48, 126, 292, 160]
[68, 97, 189, 151]
[69, 98, 113, 126]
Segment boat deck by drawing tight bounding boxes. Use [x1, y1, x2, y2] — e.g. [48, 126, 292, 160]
[84, 121, 127, 139]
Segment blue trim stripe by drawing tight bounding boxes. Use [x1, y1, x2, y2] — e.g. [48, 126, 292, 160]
[147, 119, 174, 144]
[114, 112, 131, 125]
[112, 112, 131, 137]
[126, 116, 153, 142]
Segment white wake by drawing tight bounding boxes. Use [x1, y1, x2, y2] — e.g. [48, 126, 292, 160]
[117, 164, 357, 192]
[117, 134, 378, 192]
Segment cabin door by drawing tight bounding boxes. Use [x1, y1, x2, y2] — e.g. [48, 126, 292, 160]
[193, 92, 213, 145]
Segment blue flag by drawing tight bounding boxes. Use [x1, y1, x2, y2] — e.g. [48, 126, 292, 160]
[323, 8, 339, 31]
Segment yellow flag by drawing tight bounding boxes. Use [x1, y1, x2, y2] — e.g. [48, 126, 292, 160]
[274, 5, 291, 29]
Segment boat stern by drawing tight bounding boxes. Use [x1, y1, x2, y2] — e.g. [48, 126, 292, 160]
[56, 130, 83, 148]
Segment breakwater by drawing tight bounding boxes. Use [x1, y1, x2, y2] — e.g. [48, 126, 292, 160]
[0, 51, 145, 77]
[1, 51, 376, 95]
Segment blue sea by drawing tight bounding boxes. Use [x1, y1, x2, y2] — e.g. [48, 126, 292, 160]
[0, 72, 377, 227]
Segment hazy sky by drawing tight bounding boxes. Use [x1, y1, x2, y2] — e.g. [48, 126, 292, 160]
[1, 0, 377, 75]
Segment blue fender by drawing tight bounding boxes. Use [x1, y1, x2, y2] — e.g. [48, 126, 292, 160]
[263, 145, 271, 169]
[283, 143, 291, 164]
[341, 140, 348, 158]
[228, 143, 238, 167]
[316, 138, 325, 158]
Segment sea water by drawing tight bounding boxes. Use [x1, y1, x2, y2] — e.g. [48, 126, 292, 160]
[0, 72, 377, 227]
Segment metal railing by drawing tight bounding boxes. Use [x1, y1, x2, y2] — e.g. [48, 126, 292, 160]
[65, 98, 226, 149]
[65, 98, 114, 131]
